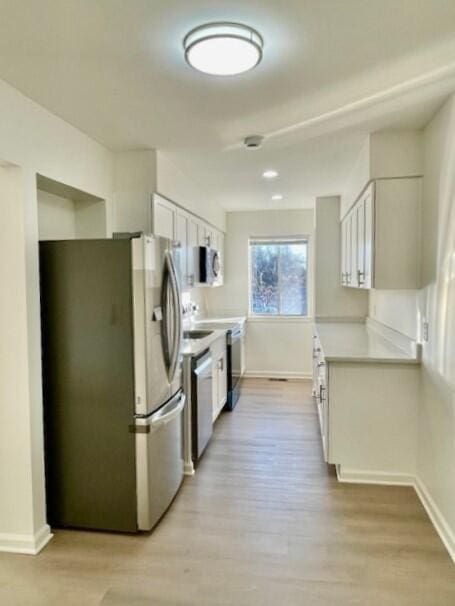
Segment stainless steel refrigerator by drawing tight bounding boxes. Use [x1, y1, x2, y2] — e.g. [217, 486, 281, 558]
[39, 234, 184, 532]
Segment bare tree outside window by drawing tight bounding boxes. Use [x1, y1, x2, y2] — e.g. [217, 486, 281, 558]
[249, 238, 308, 316]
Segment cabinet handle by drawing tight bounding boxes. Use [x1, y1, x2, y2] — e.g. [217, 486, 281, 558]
[357, 269, 365, 286]
[317, 362, 325, 368]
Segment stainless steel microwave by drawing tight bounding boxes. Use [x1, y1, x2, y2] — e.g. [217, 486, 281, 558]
[189, 246, 221, 287]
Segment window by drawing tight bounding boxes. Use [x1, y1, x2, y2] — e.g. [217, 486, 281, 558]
[249, 238, 308, 316]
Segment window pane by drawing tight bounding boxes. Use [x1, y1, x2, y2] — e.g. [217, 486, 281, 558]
[250, 239, 308, 316]
[251, 244, 279, 314]
[279, 243, 307, 315]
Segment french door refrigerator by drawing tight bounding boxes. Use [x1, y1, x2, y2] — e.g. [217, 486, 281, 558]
[39, 234, 184, 532]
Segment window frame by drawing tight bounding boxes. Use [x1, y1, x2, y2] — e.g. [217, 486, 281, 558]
[248, 236, 310, 319]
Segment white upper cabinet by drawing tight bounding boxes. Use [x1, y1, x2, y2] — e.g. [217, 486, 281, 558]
[152, 194, 176, 240]
[187, 215, 199, 248]
[151, 193, 225, 288]
[341, 178, 421, 290]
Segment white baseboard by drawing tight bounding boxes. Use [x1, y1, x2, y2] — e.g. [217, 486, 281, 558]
[243, 370, 312, 381]
[0, 524, 53, 555]
[414, 477, 455, 564]
[336, 466, 415, 486]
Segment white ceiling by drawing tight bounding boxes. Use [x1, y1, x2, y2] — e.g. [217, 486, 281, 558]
[0, 0, 455, 210]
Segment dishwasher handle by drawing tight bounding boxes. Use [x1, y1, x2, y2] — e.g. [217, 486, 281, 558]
[194, 356, 212, 377]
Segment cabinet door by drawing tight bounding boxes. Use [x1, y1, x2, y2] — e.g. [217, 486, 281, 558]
[349, 209, 358, 287]
[345, 213, 352, 285]
[341, 219, 348, 285]
[356, 200, 366, 288]
[205, 226, 215, 248]
[187, 216, 199, 247]
[174, 210, 188, 288]
[152, 195, 175, 239]
[363, 187, 373, 289]
[197, 223, 207, 246]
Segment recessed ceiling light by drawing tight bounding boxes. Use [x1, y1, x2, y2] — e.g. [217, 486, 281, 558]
[262, 170, 278, 179]
[184, 22, 264, 76]
[272, 194, 283, 201]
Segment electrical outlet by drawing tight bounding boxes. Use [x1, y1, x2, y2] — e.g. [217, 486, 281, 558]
[423, 321, 429, 342]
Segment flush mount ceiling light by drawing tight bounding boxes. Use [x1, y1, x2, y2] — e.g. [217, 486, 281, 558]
[184, 22, 263, 76]
[262, 169, 278, 179]
[271, 194, 283, 201]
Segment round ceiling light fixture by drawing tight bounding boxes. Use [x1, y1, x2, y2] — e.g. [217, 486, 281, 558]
[262, 169, 278, 179]
[271, 194, 283, 201]
[184, 22, 264, 76]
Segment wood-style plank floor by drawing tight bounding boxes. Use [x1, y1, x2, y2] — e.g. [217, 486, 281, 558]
[0, 379, 454, 605]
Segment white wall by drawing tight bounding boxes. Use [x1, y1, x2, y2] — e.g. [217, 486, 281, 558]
[37, 189, 107, 240]
[371, 95, 455, 558]
[0, 78, 114, 554]
[113, 150, 157, 234]
[156, 151, 225, 231]
[314, 196, 368, 320]
[342, 132, 424, 217]
[418, 95, 455, 551]
[205, 209, 314, 379]
[37, 190, 76, 240]
[0, 77, 227, 554]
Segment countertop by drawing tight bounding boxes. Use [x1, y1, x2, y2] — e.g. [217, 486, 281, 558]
[181, 328, 227, 357]
[194, 316, 247, 331]
[315, 322, 420, 364]
[182, 315, 246, 358]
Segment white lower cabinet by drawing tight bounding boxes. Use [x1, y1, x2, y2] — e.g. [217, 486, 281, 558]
[210, 336, 227, 422]
[313, 329, 420, 482]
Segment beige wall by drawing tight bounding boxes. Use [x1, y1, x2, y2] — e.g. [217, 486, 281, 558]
[206, 209, 314, 378]
[370, 95, 455, 553]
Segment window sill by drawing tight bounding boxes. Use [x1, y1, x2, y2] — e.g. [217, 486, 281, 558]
[247, 315, 314, 324]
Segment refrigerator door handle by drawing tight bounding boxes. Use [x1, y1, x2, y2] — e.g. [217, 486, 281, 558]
[136, 392, 185, 429]
[165, 251, 182, 382]
[161, 257, 173, 373]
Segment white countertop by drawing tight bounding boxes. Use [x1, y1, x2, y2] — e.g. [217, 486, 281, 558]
[194, 316, 247, 331]
[315, 322, 420, 364]
[181, 328, 227, 357]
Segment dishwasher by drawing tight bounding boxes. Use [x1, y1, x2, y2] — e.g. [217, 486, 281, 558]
[191, 349, 213, 463]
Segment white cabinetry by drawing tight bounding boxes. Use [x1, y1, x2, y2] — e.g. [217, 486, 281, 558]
[210, 336, 227, 422]
[153, 194, 175, 240]
[312, 325, 420, 481]
[151, 193, 225, 288]
[341, 178, 421, 289]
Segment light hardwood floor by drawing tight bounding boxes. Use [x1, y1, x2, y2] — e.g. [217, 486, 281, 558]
[0, 378, 454, 605]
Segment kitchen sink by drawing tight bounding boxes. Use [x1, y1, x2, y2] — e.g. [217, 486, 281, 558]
[183, 330, 213, 340]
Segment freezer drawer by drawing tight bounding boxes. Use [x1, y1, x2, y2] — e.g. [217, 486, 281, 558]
[135, 390, 185, 531]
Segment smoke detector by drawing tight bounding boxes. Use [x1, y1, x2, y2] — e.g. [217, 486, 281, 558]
[244, 135, 264, 149]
